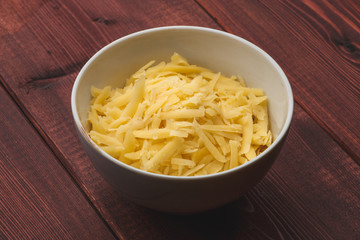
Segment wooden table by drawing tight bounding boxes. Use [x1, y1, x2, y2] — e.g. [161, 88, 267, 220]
[1, 0, 359, 239]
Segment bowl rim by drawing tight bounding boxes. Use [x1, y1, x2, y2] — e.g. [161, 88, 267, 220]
[71, 25, 294, 181]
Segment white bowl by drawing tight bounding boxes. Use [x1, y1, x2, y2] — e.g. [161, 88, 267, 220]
[71, 26, 293, 214]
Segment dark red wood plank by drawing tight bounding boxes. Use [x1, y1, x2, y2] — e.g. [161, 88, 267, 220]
[0, 85, 116, 239]
[0, 0, 220, 88]
[196, 0, 360, 163]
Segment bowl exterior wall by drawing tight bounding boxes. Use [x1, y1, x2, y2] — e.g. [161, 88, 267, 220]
[77, 126, 289, 214]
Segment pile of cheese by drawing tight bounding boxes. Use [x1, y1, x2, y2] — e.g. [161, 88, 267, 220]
[87, 53, 272, 176]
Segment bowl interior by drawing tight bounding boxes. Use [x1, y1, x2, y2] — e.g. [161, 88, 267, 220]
[73, 26, 292, 145]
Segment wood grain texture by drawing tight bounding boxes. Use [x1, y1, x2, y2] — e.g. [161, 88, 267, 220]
[1, 0, 360, 239]
[0, 85, 116, 239]
[196, 0, 360, 162]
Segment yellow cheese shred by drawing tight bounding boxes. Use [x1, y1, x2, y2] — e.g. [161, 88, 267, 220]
[87, 53, 272, 176]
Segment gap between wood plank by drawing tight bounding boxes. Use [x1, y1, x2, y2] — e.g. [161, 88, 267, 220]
[293, 94, 360, 165]
[194, 0, 360, 166]
[0, 74, 124, 240]
[193, 0, 226, 32]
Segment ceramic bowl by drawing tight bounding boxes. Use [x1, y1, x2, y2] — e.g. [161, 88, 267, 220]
[71, 26, 293, 214]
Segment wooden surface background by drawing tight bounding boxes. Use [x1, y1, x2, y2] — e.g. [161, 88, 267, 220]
[0, 0, 359, 239]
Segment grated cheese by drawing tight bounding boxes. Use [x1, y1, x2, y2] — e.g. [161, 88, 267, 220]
[87, 53, 272, 176]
